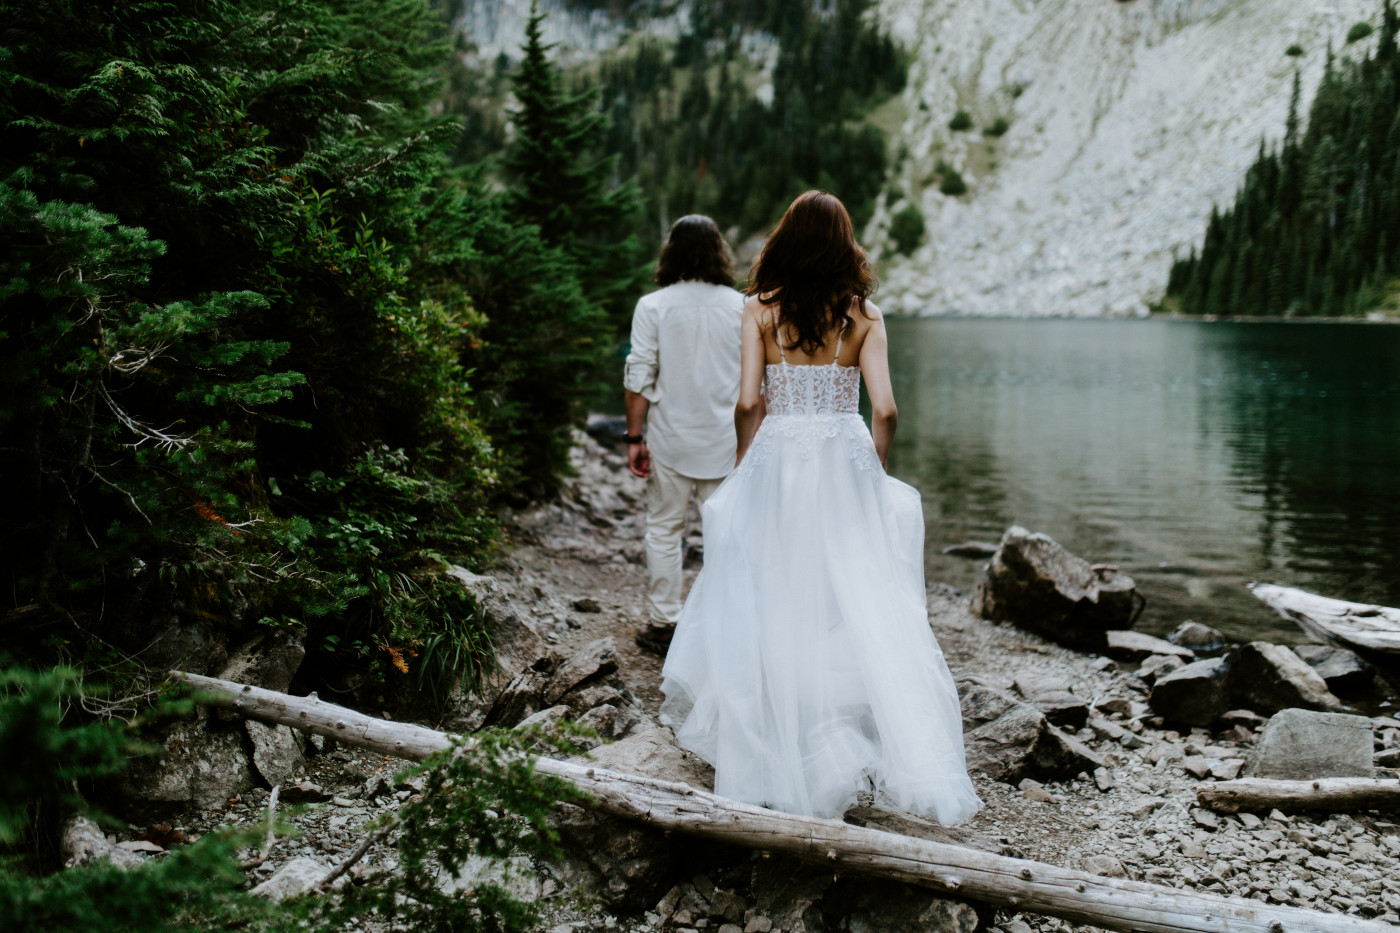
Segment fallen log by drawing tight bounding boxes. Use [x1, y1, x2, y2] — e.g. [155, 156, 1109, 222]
[173, 670, 1392, 933]
[1198, 777, 1400, 814]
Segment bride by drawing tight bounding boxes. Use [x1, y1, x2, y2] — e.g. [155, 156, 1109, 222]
[659, 191, 982, 823]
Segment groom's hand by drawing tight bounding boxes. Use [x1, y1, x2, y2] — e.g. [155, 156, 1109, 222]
[628, 441, 651, 478]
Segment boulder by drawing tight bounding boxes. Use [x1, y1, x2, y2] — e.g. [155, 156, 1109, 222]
[547, 729, 716, 909]
[438, 853, 541, 902]
[1229, 642, 1342, 714]
[1291, 644, 1377, 698]
[116, 715, 257, 820]
[219, 626, 306, 693]
[972, 527, 1141, 650]
[1028, 691, 1090, 730]
[1168, 621, 1228, 653]
[1105, 630, 1194, 662]
[959, 680, 1102, 782]
[61, 814, 144, 868]
[1148, 657, 1231, 727]
[543, 637, 618, 706]
[245, 719, 305, 787]
[441, 567, 552, 732]
[251, 856, 338, 902]
[583, 727, 715, 790]
[142, 619, 228, 677]
[1247, 708, 1377, 781]
[1011, 673, 1088, 728]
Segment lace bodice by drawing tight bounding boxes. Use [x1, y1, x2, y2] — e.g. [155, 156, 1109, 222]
[763, 362, 861, 415]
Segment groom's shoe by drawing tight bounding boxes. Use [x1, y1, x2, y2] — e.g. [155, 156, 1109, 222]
[635, 622, 675, 656]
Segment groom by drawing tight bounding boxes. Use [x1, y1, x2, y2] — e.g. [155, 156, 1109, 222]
[623, 215, 745, 655]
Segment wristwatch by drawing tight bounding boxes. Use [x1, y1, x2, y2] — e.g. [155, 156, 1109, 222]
[624, 433, 644, 444]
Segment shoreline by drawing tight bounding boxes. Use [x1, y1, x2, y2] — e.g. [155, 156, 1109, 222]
[132, 433, 1400, 933]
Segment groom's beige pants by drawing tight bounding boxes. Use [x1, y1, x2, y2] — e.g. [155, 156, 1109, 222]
[645, 458, 724, 624]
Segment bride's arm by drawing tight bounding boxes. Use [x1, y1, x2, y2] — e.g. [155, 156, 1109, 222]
[734, 298, 767, 465]
[857, 304, 897, 470]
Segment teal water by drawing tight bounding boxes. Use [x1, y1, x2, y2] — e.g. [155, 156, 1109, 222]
[884, 318, 1400, 643]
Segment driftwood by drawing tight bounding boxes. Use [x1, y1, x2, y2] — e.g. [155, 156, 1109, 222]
[1198, 777, 1400, 814]
[1251, 584, 1400, 675]
[174, 670, 1393, 933]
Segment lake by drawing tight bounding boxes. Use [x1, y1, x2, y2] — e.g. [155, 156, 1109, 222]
[883, 317, 1400, 644]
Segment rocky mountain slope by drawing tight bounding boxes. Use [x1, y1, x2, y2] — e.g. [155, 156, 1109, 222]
[870, 0, 1380, 316]
[459, 0, 1385, 316]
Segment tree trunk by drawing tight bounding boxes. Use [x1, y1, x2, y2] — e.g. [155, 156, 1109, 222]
[173, 670, 1394, 933]
[1198, 777, 1400, 814]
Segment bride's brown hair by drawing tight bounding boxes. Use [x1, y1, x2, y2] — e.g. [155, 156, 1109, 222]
[747, 190, 876, 354]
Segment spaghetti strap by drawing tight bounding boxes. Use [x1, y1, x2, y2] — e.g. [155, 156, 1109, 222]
[832, 324, 843, 365]
[771, 308, 787, 364]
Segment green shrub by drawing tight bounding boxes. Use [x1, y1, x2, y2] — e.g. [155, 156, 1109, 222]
[1285, 43, 1305, 56]
[939, 169, 968, 196]
[948, 109, 974, 131]
[983, 117, 1011, 137]
[1347, 22, 1374, 43]
[888, 204, 926, 256]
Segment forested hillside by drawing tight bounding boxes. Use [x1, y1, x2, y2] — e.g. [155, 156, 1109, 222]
[0, 0, 634, 715]
[1167, 3, 1400, 318]
[449, 0, 906, 255]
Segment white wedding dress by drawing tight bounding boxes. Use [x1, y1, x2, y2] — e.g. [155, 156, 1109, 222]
[659, 330, 983, 823]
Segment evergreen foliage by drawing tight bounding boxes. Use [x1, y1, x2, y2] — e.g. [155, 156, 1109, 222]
[0, 667, 576, 933]
[939, 168, 968, 197]
[888, 203, 926, 255]
[505, 2, 646, 327]
[0, 0, 612, 697]
[1166, 3, 1400, 317]
[948, 110, 974, 131]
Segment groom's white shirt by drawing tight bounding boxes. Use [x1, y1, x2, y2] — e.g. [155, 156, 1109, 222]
[624, 281, 745, 480]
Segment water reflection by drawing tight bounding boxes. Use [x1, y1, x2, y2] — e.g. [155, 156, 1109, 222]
[884, 318, 1400, 642]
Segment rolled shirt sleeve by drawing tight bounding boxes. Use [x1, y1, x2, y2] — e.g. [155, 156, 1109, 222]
[623, 297, 661, 402]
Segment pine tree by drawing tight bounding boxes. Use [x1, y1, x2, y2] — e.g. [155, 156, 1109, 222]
[504, 1, 644, 325]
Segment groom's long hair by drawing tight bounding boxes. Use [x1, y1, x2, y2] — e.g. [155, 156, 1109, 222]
[748, 191, 875, 355]
[654, 215, 735, 287]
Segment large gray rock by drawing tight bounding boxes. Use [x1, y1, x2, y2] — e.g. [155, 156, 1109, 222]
[1247, 709, 1377, 781]
[1011, 673, 1089, 729]
[1291, 644, 1377, 698]
[972, 527, 1140, 650]
[438, 853, 541, 902]
[584, 727, 715, 789]
[143, 619, 228, 676]
[117, 716, 256, 820]
[251, 856, 336, 902]
[218, 626, 305, 694]
[246, 720, 305, 787]
[1148, 657, 1231, 726]
[1230, 642, 1343, 714]
[547, 729, 715, 909]
[959, 680, 1102, 782]
[441, 567, 552, 732]
[542, 637, 618, 706]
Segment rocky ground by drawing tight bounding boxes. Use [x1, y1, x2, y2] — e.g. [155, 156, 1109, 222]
[107, 433, 1400, 932]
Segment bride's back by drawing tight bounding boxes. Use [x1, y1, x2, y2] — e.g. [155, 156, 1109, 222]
[761, 296, 873, 369]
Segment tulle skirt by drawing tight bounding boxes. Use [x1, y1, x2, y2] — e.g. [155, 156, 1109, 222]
[660, 413, 983, 823]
